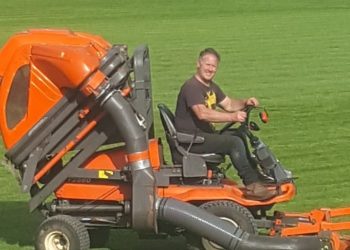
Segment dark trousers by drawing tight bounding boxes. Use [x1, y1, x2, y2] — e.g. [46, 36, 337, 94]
[188, 131, 259, 185]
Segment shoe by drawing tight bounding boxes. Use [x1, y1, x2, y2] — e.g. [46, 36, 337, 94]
[257, 169, 275, 184]
[243, 182, 278, 201]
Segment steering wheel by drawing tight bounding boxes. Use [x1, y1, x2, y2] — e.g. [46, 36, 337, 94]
[218, 106, 255, 134]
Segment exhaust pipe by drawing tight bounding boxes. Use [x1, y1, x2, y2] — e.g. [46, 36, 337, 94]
[102, 91, 156, 232]
[157, 198, 327, 250]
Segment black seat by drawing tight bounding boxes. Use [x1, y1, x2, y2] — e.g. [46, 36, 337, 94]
[157, 103, 224, 177]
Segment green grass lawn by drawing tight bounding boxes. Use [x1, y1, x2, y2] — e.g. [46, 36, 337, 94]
[1, 0, 350, 249]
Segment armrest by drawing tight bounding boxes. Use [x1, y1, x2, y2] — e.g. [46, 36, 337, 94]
[176, 132, 204, 144]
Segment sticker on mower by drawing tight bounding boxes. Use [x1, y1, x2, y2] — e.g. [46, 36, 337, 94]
[98, 170, 114, 179]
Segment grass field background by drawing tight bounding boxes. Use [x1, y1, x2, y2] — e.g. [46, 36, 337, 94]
[0, 0, 350, 249]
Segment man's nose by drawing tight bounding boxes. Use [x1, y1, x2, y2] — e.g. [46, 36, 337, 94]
[208, 66, 216, 72]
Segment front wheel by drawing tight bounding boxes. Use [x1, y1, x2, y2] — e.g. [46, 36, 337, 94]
[186, 200, 257, 250]
[35, 215, 90, 250]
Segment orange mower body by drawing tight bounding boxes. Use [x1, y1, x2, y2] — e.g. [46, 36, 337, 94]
[0, 29, 349, 250]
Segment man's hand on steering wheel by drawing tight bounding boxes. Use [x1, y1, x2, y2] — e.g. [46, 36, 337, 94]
[219, 98, 259, 134]
[231, 111, 247, 123]
[219, 111, 246, 134]
[245, 97, 259, 107]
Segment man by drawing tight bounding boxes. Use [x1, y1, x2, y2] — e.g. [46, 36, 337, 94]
[174, 48, 277, 201]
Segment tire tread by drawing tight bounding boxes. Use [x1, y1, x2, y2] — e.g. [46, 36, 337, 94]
[35, 214, 90, 250]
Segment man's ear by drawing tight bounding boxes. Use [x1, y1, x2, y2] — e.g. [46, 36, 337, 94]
[196, 60, 201, 68]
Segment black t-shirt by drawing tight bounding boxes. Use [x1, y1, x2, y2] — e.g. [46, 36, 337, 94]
[174, 76, 226, 133]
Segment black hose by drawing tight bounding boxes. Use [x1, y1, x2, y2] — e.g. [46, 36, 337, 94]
[238, 234, 324, 250]
[102, 91, 148, 153]
[157, 198, 325, 250]
[157, 198, 244, 249]
[102, 91, 156, 231]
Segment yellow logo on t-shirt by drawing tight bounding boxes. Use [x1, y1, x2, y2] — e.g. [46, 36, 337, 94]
[205, 90, 217, 109]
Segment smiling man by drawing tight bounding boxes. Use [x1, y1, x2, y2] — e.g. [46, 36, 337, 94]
[174, 48, 277, 201]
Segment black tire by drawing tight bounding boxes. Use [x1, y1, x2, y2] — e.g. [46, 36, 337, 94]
[186, 200, 257, 250]
[88, 228, 110, 248]
[35, 215, 90, 250]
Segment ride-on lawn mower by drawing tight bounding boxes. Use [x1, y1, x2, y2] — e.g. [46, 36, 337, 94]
[0, 29, 349, 250]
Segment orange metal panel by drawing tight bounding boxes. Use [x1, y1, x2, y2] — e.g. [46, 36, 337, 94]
[81, 70, 106, 96]
[84, 148, 127, 171]
[278, 207, 350, 239]
[148, 138, 161, 170]
[55, 139, 161, 200]
[157, 182, 296, 207]
[31, 44, 101, 89]
[79, 139, 160, 171]
[55, 183, 131, 201]
[322, 221, 350, 231]
[0, 29, 111, 149]
[328, 207, 350, 217]
[280, 223, 320, 236]
[0, 45, 64, 149]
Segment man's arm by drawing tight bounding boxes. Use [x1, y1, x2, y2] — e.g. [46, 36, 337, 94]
[191, 104, 247, 123]
[219, 96, 259, 112]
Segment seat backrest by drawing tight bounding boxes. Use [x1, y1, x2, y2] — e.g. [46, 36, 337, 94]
[157, 103, 224, 173]
[157, 103, 176, 137]
[157, 103, 182, 164]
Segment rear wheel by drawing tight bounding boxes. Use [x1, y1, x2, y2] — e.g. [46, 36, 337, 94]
[35, 215, 90, 250]
[186, 200, 257, 250]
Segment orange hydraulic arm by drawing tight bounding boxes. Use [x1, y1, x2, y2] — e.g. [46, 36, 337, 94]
[271, 207, 350, 250]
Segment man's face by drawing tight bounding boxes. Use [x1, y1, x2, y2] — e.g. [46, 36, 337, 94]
[196, 54, 219, 83]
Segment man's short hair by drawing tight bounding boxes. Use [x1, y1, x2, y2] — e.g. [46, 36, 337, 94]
[199, 48, 221, 62]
